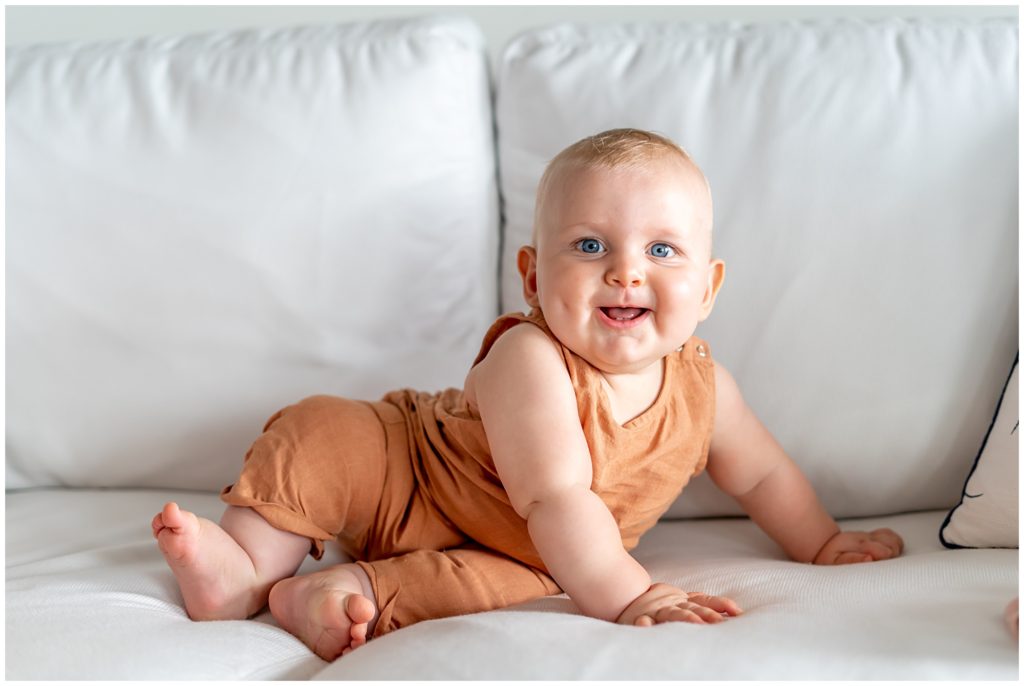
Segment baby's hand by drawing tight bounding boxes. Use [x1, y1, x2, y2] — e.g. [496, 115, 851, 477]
[616, 583, 743, 627]
[812, 528, 904, 565]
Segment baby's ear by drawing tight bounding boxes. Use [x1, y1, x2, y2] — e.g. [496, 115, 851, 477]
[699, 258, 726, 321]
[517, 245, 540, 308]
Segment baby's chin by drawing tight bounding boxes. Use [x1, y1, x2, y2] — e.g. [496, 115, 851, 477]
[579, 343, 667, 377]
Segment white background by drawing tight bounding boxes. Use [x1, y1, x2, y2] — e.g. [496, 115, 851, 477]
[6, 4, 1017, 61]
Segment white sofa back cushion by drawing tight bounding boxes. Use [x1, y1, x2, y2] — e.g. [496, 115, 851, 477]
[7, 16, 498, 490]
[497, 18, 1018, 518]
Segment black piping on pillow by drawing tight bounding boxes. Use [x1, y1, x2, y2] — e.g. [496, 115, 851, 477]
[939, 352, 1019, 549]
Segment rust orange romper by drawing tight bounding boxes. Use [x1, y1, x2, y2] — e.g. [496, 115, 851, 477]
[221, 309, 716, 638]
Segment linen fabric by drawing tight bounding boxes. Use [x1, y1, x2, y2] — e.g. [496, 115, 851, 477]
[395, 308, 716, 562]
[221, 394, 560, 638]
[221, 308, 715, 635]
[496, 18, 1019, 519]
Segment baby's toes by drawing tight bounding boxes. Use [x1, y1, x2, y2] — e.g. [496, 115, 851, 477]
[349, 622, 367, 645]
[154, 509, 201, 562]
[151, 512, 164, 537]
[160, 502, 191, 530]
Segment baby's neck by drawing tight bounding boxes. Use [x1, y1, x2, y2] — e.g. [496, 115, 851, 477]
[598, 358, 665, 426]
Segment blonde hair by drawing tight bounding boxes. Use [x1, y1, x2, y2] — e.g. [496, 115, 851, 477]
[532, 128, 712, 244]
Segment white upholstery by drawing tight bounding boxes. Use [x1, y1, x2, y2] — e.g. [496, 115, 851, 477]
[5, 14, 1018, 681]
[6, 15, 498, 491]
[6, 490, 1017, 680]
[6, 490, 339, 680]
[497, 17, 1019, 519]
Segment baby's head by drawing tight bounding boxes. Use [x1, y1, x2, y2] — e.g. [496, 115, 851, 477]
[518, 128, 725, 375]
[531, 128, 714, 253]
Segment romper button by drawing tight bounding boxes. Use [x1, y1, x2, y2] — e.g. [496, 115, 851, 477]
[697, 344, 707, 357]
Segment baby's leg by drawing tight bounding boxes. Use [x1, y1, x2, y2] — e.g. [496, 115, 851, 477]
[358, 544, 562, 639]
[155, 396, 387, 620]
[265, 546, 558, 661]
[152, 502, 309, 621]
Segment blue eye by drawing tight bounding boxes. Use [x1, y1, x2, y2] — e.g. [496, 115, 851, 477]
[650, 243, 676, 258]
[577, 238, 604, 254]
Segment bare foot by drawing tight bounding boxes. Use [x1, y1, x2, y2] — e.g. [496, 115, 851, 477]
[268, 565, 378, 661]
[151, 501, 259, 620]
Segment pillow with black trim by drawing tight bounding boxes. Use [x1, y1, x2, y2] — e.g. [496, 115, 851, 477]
[940, 354, 1018, 549]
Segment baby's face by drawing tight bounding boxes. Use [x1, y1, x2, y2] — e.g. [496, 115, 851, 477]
[518, 158, 724, 376]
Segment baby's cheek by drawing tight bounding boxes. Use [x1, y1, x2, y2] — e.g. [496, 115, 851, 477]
[660, 279, 707, 330]
[665, 277, 700, 307]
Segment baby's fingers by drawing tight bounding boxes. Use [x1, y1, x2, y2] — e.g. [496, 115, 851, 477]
[835, 551, 872, 564]
[850, 531, 900, 561]
[869, 528, 904, 556]
[634, 604, 723, 626]
[655, 604, 724, 624]
[686, 593, 743, 616]
[861, 538, 898, 560]
[685, 604, 727, 624]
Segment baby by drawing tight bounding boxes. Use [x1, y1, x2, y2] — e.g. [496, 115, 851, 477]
[152, 128, 904, 660]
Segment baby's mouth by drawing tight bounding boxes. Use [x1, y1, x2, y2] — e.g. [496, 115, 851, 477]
[599, 307, 650, 322]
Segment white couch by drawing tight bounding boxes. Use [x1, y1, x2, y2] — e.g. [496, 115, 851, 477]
[6, 14, 1018, 679]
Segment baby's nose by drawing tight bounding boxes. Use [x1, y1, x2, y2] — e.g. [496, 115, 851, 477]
[605, 257, 645, 288]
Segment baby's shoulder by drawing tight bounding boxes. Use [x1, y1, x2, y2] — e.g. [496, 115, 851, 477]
[473, 311, 556, 364]
[466, 318, 578, 416]
[471, 317, 563, 384]
[479, 320, 562, 370]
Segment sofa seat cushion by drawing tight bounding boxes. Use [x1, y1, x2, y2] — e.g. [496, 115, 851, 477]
[6, 488, 1017, 679]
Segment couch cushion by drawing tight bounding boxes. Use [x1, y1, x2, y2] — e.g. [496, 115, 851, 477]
[5, 489, 1017, 679]
[5, 489, 343, 679]
[327, 510, 1018, 680]
[7, 16, 498, 491]
[496, 18, 1018, 518]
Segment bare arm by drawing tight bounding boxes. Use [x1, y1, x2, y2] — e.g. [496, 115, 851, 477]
[707, 363, 840, 562]
[472, 324, 650, 621]
[707, 363, 902, 563]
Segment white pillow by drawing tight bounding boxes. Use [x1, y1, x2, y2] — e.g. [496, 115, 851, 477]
[6, 16, 498, 491]
[941, 355, 1019, 549]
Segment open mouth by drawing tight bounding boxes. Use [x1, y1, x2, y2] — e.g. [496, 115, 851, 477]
[600, 307, 649, 321]
[597, 306, 651, 329]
